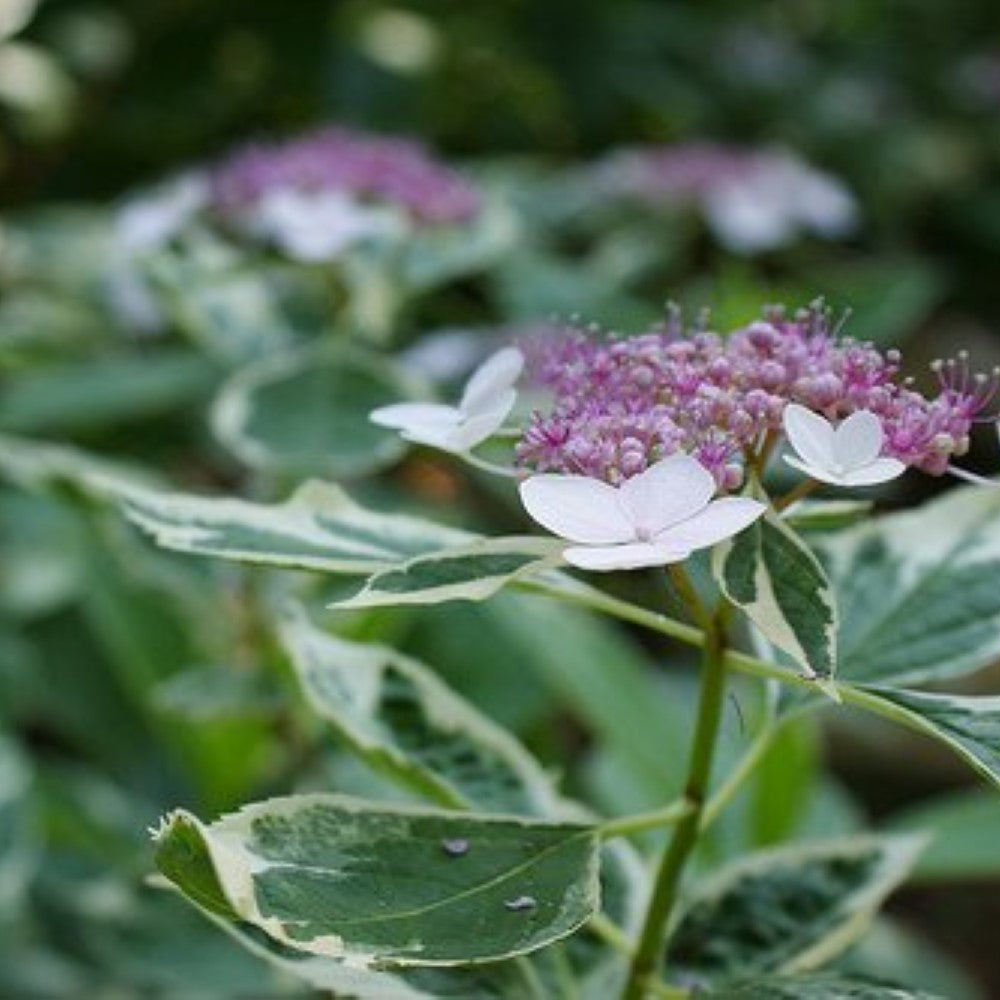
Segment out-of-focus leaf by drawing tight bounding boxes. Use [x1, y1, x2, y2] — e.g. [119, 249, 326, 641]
[124, 478, 470, 574]
[706, 974, 944, 999]
[667, 835, 926, 984]
[279, 606, 563, 814]
[0, 736, 35, 918]
[0, 349, 217, 433]
[211, 343, 412, 478]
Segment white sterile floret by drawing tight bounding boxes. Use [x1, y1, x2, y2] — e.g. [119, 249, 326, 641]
[370, 347, 524, 453]
[251, 188, 397, 262]
[519, 454, 766, 571]
[782, 403, 906, 487]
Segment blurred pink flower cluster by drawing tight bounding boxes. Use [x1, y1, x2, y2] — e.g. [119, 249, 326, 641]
[598, 143, 857, 253]
[517, 304, 994, 489]
[210, 126, 480, 225]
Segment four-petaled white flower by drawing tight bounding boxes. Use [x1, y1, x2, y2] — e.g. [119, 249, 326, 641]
[782, 403, 906, 487]
[519, 454, 766, 571]
[370, 347, 524, 453]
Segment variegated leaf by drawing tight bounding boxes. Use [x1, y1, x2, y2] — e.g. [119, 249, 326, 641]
[153, 795, 600, 966]
[713, 508, 838, 681]
[667, 835, 925, 985]
[278, 607, 563, 815]
[849, 685, 1000, 789]
[821, 485, 1000, 684]
[332, 537, 562, 609]
[124, 479, 470, 574]
[211, 344, 412, 479]
[706, 975, 944, 999]
[0, 432, 156, 500]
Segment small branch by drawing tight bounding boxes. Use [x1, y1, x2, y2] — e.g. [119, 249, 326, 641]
[460, 452, 521, 478]
[774, 476, 819, 513]
[598, 799, 693, 840]
[587, 913, 635, 957]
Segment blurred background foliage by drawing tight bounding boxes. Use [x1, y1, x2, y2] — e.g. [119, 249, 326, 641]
[3, 0, 1000, 996]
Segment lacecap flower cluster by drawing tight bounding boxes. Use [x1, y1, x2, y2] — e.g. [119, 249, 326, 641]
[517, 304, 996, 490]
[210, 126, 480, 226]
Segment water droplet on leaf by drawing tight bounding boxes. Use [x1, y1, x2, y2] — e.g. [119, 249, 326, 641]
[504, 895, 537, 912]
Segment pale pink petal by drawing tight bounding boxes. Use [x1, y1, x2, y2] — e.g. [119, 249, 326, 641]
[460, 347, 524, 416]
[618, 454, 715, 538]
[783, 404, 835, 470]
[563, 541, 690, 571]
[842, 457, 906, 486]
[783, 454, 847, 487]
[370, 402, 459, 431]
[446, 395, 515, 451]
[519, 475, 634, 545]
[659, 497, 766, 551]
[833, 410, 884, 470]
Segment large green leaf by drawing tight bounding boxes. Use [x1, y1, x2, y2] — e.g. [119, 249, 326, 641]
[666, 835, 925, 985]
[278, 607, 563, 814]
[0, 736, 35, 918]
[333, 538, 562, 608]
[154, 795, 600, 966]
[849, 685, 1000, 790]
[397, 198, 519, 292]
[0, 432, 157, 500]
[888, 789, 1000, 882]
[821, 485, 1000, 685]
[211, 344, 411, 479]
[123, 479, 470, 574]
[707, 974, 944, 999]
[713, 509, 838, 681]
[0, 349, 217, 434]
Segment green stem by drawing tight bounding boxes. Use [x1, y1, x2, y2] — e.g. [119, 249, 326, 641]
[773, 476, 819, 513]
[620, 607, 729, 1000]
[598, 799, 693, 840]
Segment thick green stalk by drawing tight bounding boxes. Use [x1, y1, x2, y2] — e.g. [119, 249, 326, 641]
[620, 608, 729, 1000]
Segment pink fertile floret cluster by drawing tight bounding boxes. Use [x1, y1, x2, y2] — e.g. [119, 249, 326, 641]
[517, 304, 995, 490]
[210, 126, 480, 225]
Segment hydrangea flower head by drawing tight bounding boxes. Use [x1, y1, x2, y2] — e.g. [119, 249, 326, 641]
[517, 303, 995, 490]
[598, 143, 857, 253]
[210, 126, 480, 226]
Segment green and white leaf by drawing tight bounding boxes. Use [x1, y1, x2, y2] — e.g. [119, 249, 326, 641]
[147, 232, 299, 365]
[397, 198, 520, 292]
[849, 685, 1000, 790]
[211, 344, 412, 479]
[706, 974, 945, 999]
[153, 794, 600, 966]
[333, 537, 562, 609]
[123, 479, 470, 574]
[278, 607, 563, 815]
[0, 432, 157, 501]
[821, 484, 1000, 685]
[713, 508, 838, 682]
[666, 834, 925, 983]
[0, 349, 217, 434]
